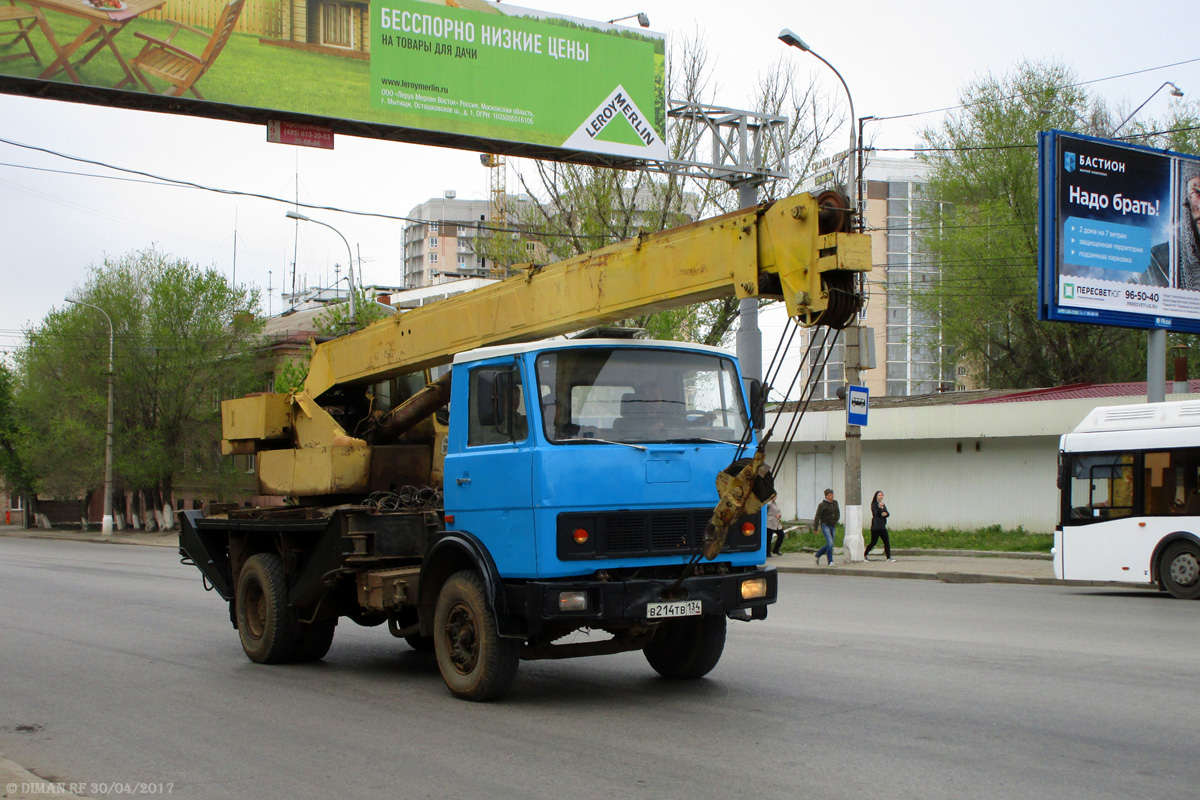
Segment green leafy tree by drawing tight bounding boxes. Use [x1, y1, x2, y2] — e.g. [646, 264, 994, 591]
[912, 60, 1200, 388]
[13, 248, 264, 518]
[0, 362, 34, 498]
[273, 358, 310, 394]
[314, 288, 394, 336]
[259, 289, 396, 394]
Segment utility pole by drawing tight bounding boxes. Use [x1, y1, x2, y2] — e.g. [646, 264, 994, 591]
[843, 326, 864, 561]
[66, 299, 115, 536]
[735, 181, 763, 387]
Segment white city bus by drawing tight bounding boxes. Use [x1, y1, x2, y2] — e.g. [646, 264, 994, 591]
[1056, 400, 1200, 599]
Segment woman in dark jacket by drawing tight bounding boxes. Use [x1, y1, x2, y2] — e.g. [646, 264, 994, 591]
[865, 490, 895, 562]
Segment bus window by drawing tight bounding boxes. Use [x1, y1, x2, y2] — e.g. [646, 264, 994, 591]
[1067, 453, 1134, 522]
[1143, 450, 1200, 515]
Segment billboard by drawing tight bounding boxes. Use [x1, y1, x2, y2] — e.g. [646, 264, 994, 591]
[0, 0, 666, 163]
[1038, 130, 1200, 333]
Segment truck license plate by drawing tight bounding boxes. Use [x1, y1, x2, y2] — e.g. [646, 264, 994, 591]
[646, 600, 702, 619]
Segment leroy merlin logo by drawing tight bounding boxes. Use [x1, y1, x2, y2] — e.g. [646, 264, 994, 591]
[564, 85, 667, 159]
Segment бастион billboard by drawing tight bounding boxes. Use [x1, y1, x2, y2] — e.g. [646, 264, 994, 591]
[1038, 130, 1200, 333]
[0, 0, 666, 163]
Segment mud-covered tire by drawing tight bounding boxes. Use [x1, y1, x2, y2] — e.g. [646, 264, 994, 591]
[644, 614, 727, 679]
[1160, 540, 1200, 599]
[433, 571, 519, 701]
[235, 553, 296, 664]
[292, 618, 337, 662]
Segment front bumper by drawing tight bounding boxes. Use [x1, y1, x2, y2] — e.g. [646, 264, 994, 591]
[511, 567, 777, 636]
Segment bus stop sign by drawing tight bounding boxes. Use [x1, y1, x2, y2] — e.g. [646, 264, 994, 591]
[847, 385, 869, 426]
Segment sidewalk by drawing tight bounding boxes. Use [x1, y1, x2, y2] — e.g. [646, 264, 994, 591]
[768, 548, 1060, 585]
[0, 525, 177, 549]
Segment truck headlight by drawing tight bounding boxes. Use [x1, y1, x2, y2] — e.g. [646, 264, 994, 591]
[740, 577, 767, 600]
[558, 591, 588, 612]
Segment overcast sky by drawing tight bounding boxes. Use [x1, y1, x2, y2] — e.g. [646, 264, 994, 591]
[2, 0, 1198, 358]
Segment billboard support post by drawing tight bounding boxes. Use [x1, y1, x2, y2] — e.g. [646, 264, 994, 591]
[1149, 329, 1167, 402]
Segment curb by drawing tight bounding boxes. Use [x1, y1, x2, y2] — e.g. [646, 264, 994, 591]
[772, 562, 1155, 590]
[0, 530, 177, 548]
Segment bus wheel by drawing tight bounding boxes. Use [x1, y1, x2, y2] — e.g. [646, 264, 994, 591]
[1161, 541, 1200, 600]
[644, 615, 727, 679]
[433, 571, 519, 701]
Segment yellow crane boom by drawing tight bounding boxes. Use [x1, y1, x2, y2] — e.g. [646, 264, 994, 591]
[223, 192, 869, 498]
[304, 192, 868, 400]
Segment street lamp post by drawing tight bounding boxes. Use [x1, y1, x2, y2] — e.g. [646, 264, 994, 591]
[779, 28, 866, 562]
[286, 209, 358, 325]
[778, 30, 857, 202]
[1109, 81, 1185, 403]
[607, 12, 650, 27]
[1111, 81, 1183, 137]
[66, 298, 115, 536]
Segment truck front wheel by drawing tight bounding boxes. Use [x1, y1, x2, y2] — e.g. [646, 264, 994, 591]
[235, 553, 297, 664]
[433, 571, 519, 701]
[644, 614, 727, 679]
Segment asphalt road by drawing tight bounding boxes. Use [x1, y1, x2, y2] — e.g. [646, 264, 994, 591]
[1, 537, 1197, 800]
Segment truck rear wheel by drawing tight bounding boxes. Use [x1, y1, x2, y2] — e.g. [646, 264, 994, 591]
[1160, 541, 1200, 599]
[644, 614, 727, 679]
[292, 619, 337, 662]
[235, 553, 297, 664]
[433, 571, 519, 701]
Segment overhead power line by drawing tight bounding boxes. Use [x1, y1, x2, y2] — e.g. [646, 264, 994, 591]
[871, 57, 1200, 123]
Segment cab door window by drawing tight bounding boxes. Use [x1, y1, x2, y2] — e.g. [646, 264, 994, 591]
[468, 364, 528, 446]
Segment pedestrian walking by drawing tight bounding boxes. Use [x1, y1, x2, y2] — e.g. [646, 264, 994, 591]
[864, 490, 896, 562]
[812, 489, 839, 566]
[766, 499, 784, 556]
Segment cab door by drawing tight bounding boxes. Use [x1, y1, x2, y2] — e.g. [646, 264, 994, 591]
[443, 358, 538, 578]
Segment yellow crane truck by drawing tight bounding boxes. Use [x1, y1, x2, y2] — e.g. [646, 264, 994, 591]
[179, 191, 869, 700]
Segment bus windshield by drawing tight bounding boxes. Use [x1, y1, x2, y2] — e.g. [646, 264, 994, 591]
[534, 348, 749, 444]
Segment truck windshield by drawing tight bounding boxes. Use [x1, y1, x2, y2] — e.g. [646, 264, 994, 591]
[535, 348, 749, 444]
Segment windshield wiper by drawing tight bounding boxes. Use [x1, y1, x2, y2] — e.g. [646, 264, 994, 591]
[556, 437, 647, 451]
[662, 437, 739, 445]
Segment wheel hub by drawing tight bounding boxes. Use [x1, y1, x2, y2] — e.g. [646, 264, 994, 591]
[1170, 551, 1200, 587]
[245, 583, 266, 639]
[445, 601, 479, 675]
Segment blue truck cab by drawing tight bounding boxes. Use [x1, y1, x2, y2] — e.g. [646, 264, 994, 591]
[430, 339, 777, 682]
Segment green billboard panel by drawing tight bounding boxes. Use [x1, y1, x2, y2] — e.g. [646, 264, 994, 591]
[0, 0, 666, 162]
[373, 1, 666, 159]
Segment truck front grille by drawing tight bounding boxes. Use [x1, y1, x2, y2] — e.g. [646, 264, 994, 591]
[556, 509, 760, 560]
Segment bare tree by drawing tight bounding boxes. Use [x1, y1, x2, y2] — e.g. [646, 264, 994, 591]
[490, 34, 845, 346]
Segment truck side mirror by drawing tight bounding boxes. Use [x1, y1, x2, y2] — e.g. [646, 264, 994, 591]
[475, 367, 519, 433]
[746, 379, 766, 429]
[475, 370, 499, 426]
[493, 369, 514, 431]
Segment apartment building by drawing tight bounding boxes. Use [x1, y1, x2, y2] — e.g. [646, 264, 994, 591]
[799, 156, 955, 398]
